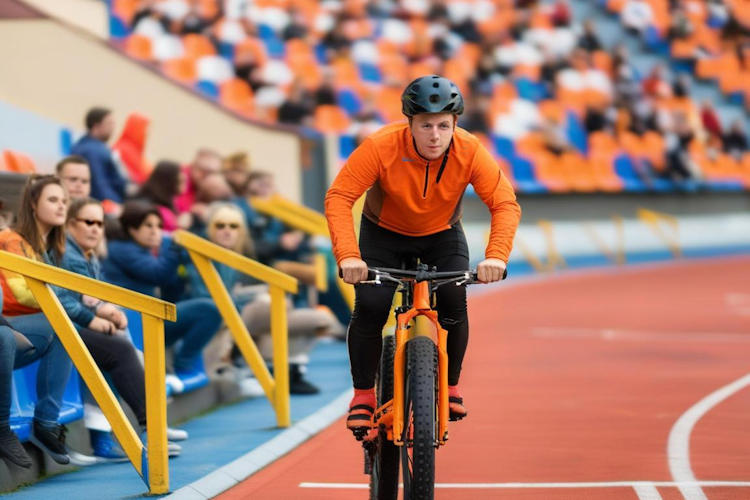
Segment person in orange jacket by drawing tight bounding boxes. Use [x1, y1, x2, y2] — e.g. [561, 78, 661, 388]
[324, 75, 522, 435]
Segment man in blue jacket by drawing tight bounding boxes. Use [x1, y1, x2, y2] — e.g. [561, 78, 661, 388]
[71, 107, 128, 205]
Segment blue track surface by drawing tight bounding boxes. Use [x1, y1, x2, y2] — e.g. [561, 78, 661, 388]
[7, 340, 351, 499]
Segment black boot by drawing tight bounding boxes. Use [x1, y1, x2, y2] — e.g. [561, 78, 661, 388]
[30, 420, 69, 465]
[289, 364, 320, 395]
[0, 426, 32, 468]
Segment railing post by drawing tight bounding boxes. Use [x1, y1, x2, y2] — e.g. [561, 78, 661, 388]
[269, 285, 290, 427]
[142, 314, 169, 494]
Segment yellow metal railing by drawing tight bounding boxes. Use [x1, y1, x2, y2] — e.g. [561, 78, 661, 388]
[637, 208, 682, 258]
[0, 251, 175, 494]
[173, 230, 297, 427]
[250, 194, 357, 311]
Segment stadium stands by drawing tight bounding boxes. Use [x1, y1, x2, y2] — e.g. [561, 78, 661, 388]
[105, 0, 750, 194]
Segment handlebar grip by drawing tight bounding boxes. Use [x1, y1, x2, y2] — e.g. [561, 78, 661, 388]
[338, 268, 378, 281]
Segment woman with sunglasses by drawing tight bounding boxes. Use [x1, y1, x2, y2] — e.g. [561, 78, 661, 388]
[0, 175, 74, 467]
[184, 203, 343, 395]
[58, 198, 184, 461]
[103, 200, 221, 392]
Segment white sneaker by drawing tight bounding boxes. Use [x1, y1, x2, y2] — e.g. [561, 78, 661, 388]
[238, 376, 265, 397]
[166, 427, 188, 441]
[165, 374, 185, 394]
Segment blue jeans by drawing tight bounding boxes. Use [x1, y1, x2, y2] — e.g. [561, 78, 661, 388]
[0, 314, 73, 426]
[165, 298, 221, 373]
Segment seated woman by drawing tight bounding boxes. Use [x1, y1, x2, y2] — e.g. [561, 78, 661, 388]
[103, 200, 221, 390]
[131, 160, 186, 233]
[0, 175, 74, 466]
[184, 203, 343, 394]
[58, 198, 185, 461]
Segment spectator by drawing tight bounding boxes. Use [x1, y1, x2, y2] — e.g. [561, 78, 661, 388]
[578, 19, 603, 52]
[282, 7, 309, 40]
[71, 107, 128, 207]
[0, 175, 73, 466]
[58, 198, 184, 461]
[185, 203, 343, 394]
[642, 65, 671, 99]
[664, 112, 699, 181]
[104, 201, 222, 386]
[278, 80, 314, 126]
[56, 155, 92, 201]
[0, 199, 10, 231]
[313, 71, 338, 107]
[723, 119, 749, 157]
[700, 100, 723, 140]
[133, 160, 185, 232]
[175, 148, 222, 216]
[222, 152, 252, 197]
[584, 102, 610, 133]
[667, 6, 694, 41]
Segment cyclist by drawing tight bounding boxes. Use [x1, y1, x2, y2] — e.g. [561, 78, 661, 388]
[324, 75, 521, 436]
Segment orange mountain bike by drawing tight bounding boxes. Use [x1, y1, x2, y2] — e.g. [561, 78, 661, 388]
[356, 264, 504, 500]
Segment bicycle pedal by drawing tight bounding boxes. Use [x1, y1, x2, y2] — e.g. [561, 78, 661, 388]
[351, 426, 370, 441]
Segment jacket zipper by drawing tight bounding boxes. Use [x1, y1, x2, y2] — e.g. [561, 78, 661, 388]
[422, 161, 430, 198]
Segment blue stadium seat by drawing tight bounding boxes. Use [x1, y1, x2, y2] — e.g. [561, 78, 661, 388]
[493, 136, 516, 162]
[337, 89, 362, 115]
[613, 155, 648, 192]
[217, 41, 235, 60]
[514, 78, 547, 102]
[59, 128, 74, 155]
[565, 110, 588, 155]
[11, 363, 83, 442]
[108, 13, 130, 39]
[195, 80, 219, 99]
[339, 135, 357, 159]
[511, 156, 547, 193]
[358, 63, 382, 83]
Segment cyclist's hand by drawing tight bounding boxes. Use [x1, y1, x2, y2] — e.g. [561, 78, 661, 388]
[339, 257, 369, 284]
[477, 258, 506, 283]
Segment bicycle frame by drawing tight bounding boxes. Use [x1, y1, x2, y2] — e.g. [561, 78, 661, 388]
[389, 280, 450, 447]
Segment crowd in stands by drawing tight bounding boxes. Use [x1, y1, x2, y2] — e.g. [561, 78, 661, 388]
[0, 106, 348, 468]
[106, 0, 750, 193]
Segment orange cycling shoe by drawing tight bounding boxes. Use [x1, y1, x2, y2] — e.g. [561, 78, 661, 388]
[347, 388, 376, 440]
[448, 385, 467, 421]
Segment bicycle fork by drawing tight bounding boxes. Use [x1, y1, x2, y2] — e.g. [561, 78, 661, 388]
[392, 281, 450, 447]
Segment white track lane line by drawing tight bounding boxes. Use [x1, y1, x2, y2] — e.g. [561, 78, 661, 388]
[299, 481, 750, 489]
[667, 373, 750, 500]
[633, 482, 663, 500]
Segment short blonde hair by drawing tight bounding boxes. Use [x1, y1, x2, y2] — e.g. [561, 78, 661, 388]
[205, 203, 254, 256]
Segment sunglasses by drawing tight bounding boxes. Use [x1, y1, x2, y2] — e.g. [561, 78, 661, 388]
[213, 222, 240, 230]
[76, 218, 104, 228]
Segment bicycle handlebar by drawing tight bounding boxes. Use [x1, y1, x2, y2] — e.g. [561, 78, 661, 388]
[338, 266, 508, 284]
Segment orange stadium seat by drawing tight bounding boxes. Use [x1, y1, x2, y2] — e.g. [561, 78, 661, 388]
[162, 58, 197, 84]
[2, 150, 36, 174]
[533, 151, 570, 192]
[113, 0, 139, 25]
[561, 152, 597, 192]
[314, 105, 350, 134]
[124, 34, 153, 61]
[235, 37, 268, 66]
[219, 78, 254, 117]
[375, 87, 404, 123]
[590, 157, 624, 192]
[183, 34, 217, 60]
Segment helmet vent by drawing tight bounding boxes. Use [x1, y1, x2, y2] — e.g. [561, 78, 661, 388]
[432, 82, 440, 88]
[429, 94, 440, 103]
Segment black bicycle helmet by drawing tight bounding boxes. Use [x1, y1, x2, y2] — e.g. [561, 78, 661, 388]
[401, 75, 464, 117]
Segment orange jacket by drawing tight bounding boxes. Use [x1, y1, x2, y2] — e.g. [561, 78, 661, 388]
[0, 230, 42, 316]
[325, 123, 521, 264]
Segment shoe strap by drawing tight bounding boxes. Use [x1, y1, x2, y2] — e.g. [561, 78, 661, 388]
[349, 404, 374, 413]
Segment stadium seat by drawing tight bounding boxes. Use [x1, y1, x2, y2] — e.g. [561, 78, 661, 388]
[124, 34, 153, 61]
[183, 34, 217, 60]
[219, 78, 255, 117]
[162, 58, 198, 84]
[314, 105, 350, 134]
[2, 150, 36, 173]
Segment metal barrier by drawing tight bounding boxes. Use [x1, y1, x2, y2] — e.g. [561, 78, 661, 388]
[0, 251, 175, 494]
[173, 230, 297, 427]
[249, 194, 358, 311]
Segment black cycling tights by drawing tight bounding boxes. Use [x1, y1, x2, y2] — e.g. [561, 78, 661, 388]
[348, 217, 470, 389]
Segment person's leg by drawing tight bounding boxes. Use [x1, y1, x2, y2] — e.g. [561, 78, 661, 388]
[78, 329, 147, 427]
[7, 314, 72, 425]
[166, 298, 222, 373]
[7, 313, 73, 464]
[0, 326, 32, 468]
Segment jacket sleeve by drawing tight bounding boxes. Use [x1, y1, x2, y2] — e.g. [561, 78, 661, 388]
[469, 144, 522, 262]
[109, 238, 182, 286]
[324, 139, 381, 264]
[0, 237, 39, 309]
[88, 146, 124, 203]
[55, 258, 96, 327]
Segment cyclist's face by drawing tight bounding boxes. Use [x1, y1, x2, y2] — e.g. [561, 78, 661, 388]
[410, 113, 456, 160]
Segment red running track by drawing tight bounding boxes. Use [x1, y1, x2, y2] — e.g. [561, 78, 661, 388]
[218, 256, 750, 500]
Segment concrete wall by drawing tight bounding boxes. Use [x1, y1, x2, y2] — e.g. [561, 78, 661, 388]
[19, 0, 108, 39]
[0, 18, 304, 201]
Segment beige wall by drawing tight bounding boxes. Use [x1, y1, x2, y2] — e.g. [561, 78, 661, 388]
[0, 19, 303, 201]
[20, 0, 108, 39]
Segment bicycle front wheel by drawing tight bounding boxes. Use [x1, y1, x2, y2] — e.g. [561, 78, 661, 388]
[401, 336, 437, 500]
[370, 335, 399, 500]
